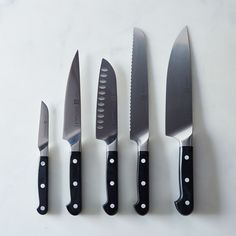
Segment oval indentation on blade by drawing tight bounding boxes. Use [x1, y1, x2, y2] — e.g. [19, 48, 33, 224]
[98, 102, 105, 106]
[97, 125, 103, 129]
[101, 68, 108, 72]
[100, 73, 107, 78]
[100, 79, 107, 84]
[97, 108, 104, 112]
[97, 114, 104, 118]
[98, 96, 105, 101]
[97, 119, 104, 124]
[99, 91, 106, 95]
[99, 85, 106, 89]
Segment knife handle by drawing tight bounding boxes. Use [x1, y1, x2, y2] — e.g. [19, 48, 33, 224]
[103, 151, 118, 215]
[37, 156, 48, 215]
[175, 146, 193, 215]
[67, 151, 82, 215]
[134, 151, 149, 215]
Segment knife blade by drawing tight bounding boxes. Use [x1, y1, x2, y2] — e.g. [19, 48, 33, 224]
[130, 28, 149, 215]
[96, 59, 118, 215]
[63, 50, 82, 215]
[165, 27, 193, 215]
[37, 101, 49, 215]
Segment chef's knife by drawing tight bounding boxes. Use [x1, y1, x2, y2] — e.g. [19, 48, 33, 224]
[63, 51, 82, 215]
[37, 101, 49, 215]
[96, 59, 118, 215]
[166, 27, 193, 216]
[130, 28, 149, 215]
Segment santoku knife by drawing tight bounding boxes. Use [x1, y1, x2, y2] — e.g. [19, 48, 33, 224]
[130, 28, 149, 215]
[96, 59, 118, 215]
[63, 51, 82, 215]
[165, 27, 193, 215]
[37, 101, 49, 215]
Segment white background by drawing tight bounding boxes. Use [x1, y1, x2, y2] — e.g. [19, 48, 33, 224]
[0, 0, 235, 235]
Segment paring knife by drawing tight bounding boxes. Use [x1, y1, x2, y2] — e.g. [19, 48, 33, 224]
[37, 101, 49, 215]
[96, 59, 118, 215]
[130, 28, 149, 215]
[165, 27, 193, 216]
[63, 51, 82, 215]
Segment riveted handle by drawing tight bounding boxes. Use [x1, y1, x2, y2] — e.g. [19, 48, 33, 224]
[175, 146, 193, 215]
[134, 151, 149, 215]
[103, 151, 118, 215]
[37, 156, 48, 215]
[67, 151, 82, 215]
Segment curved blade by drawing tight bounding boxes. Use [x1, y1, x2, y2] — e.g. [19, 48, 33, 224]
[38, 101, 49, 151]
[96, 59, 117, 144]
[166, 27, 192, 138]
[130, 28, 149, 145]
[63, 51, 81, 145]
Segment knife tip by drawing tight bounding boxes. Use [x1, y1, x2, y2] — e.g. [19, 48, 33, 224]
[133, 27, 145, 36]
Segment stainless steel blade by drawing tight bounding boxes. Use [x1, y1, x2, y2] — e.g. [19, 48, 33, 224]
[130, 28, 149, 150]
[63, 51, 81, 150]
[166, 27, 192, 145]
[96, 59, 117, 145]
[38, 101, 49, 153]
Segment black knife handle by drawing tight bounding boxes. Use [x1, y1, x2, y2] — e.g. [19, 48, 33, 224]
[134, 151, 149, 215]
[67, 151, 82, 215]
[37, 156, 48, 215]
[103, 151, 118, 215]
[175, 146, 193, 215]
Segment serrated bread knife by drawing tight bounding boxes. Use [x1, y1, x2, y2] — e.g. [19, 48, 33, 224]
[63, 51, 82, 215]
[96, 59, 118, 215]
[166, 27, 193, 215]
[37, 101, 49, 215]
[130, 28, 149, 215]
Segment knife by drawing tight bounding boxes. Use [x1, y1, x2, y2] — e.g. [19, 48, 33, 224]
[63, 51, 82, 215]
[165, 27, 193, 215]
[130, 28, 149, 215]
[96, 59, 118, 215]
[37, 101, 49, 215]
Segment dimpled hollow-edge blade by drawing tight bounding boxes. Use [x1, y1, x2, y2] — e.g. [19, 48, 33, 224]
[96, 59, 117, 144]
[130, 28, 149, 144]
[166, 27, 192, 137]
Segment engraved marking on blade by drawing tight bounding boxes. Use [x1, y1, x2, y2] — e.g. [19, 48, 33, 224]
[43, 120, 48, 136]
[74, 99, 80, 126]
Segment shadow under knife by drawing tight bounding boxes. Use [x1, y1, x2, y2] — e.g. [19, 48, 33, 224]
[192, 53, 221, 215]
[147, 46, 174, 216]
[48, 106, 63, 215]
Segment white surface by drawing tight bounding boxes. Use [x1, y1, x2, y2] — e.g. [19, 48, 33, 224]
[0, 0, 235, 235]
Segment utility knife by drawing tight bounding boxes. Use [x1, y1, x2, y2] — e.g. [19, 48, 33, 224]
[130, 28, 149, 215]
[63, 51, 82, 215]
[166, 27, 193, 215]
[37, 101, 49, 215]
[96, 59, 118, 215]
